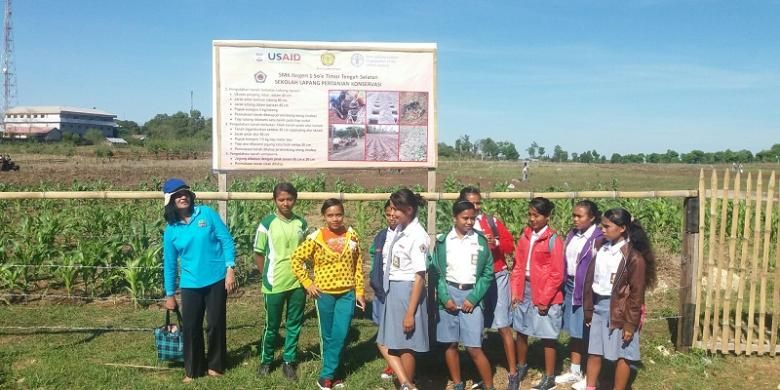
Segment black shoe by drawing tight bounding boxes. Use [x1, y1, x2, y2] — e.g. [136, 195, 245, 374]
[257, 364, 271, 376]
[507, 372, 520, 390]
[532, 375, 556, 390]
[282, 362, 298, 380]
[516, 364, 529, 381]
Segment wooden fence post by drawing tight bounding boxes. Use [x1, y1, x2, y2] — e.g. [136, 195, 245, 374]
[678, 195, 700, 351]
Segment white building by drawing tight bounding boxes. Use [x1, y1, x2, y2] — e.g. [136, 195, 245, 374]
[2, 106, 118, 141]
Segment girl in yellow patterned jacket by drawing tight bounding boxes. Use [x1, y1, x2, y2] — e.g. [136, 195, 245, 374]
[291, 198, 364, 390]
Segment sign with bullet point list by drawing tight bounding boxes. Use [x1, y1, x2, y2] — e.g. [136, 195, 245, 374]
[212, 40, 437, 171]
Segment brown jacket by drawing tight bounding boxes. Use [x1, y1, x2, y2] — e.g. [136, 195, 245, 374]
[583, 238, 647, 334]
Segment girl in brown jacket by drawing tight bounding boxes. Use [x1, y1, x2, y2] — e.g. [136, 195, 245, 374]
[582, 208, 656, 390]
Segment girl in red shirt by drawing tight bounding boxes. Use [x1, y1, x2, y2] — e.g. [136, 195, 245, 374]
[510, 197, 564, 390]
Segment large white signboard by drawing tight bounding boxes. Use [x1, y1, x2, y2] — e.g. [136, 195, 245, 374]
[212, 40, 437, 171]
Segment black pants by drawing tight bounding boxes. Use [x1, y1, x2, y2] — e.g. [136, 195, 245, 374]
[181, 279, 227, 378]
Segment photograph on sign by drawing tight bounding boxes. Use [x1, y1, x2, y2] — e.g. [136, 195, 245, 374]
[212, 41, 437, 171]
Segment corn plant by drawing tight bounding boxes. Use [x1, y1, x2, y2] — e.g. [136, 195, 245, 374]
[121, 245, 161, 308]
[53, 251, 78, 297]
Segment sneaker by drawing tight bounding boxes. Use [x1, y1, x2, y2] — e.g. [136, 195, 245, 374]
[555, 370, 583, 385]
[380, 366, 394, 380]
[470, 381, 482, 389]
[453, 383, 465, 390]
[399, 383, 416, 390]
[531, 375, 556, 390]
[332, 379, 345, 388]
[282, 362, 297, 380]
[571, 377, 587, 390]
[257, 364, 271, 376]
[507, 372, 520, 390]
[516, 364, 529, 381]
[317, 378, 333, 390]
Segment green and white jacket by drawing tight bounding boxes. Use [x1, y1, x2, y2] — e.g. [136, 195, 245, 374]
[428, 229, 494, 309]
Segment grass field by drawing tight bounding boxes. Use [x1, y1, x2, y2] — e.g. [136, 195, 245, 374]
[1, 284, 775, 390]
[1, 154, 779, 389]
[3, 151, 771, 190]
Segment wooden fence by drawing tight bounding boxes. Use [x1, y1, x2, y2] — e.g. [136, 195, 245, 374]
[7, 181, 780, 356]
[689, 169, 780, 355]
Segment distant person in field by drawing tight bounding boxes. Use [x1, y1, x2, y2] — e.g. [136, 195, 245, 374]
[511, 197, 564, 390]
[429, 200, 496, 390]
[458, 186, 519, 390]
[369, 200, 399, 381]
[522, 161, 529, 182]
[254, 183, 308, 380]
[555, 200, 603, 388]
[582, 208, 656, 390]
[376, 189, 430, 390]
[161, 178, 237, 383]
[291, 198, 365, 390]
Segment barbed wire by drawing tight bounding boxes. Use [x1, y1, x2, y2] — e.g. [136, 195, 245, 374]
[0, 316, 684, 335]
[1, 264, 163, 270]
[0, 325, 155, 332]
[0, 291, 267, 302]
[0, 293, 167, 302]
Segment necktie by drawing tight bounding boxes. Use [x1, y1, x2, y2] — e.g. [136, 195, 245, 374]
[383, 226, 404, 293]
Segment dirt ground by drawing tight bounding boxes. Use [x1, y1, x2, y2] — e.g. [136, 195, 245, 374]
[366, 133, 399, 161]
[2, 152, 762, 191]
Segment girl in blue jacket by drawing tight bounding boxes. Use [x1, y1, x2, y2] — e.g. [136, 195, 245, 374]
[161, 178, 236, 383]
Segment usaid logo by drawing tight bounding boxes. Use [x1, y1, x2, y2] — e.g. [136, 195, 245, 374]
[267, 52, 301, 62]
[254, 71, 267, 83]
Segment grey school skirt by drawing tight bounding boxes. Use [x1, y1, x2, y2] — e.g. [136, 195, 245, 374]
[588, 295, 641, 361]
[376, 280, 429, 352]
[512, 279, 562, 339]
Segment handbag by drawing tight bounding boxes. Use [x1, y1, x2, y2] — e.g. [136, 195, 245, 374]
[154, 308, 184, 362]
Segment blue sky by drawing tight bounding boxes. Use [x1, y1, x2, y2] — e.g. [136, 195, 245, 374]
[12, 0, 780, 156]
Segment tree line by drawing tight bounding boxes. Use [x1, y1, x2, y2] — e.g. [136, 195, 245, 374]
[115, 116, 779, 164]
[439, 135, 780, 164]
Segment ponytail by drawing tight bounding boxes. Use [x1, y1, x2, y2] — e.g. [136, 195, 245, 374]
[628, 220, 657, 289]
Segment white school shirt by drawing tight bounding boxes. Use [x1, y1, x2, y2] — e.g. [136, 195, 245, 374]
[381, 226, 397, 264]
[592, 239, 627, 296]
[384, 218, 429, 281]
[565, 224, 597, 276]
[525, 225, 548, 277]
[445, 228, 480, 284]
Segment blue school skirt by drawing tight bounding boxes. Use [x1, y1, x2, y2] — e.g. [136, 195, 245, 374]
[436, 284, 484, 348]
[587, 294, 641, 361]
[484, 269, 513, 329]
[512, 278, 562, 339]
[562, 276, 586, 339]
[376, 280, 429, 352]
